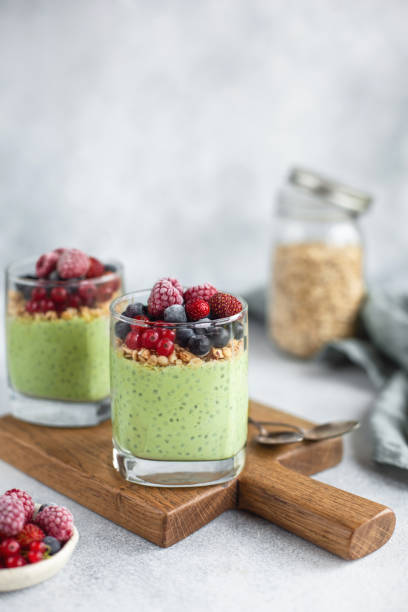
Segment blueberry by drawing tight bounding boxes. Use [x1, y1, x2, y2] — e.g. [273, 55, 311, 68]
[164, 305, 187, 323]
[233, 322, 244, 340]
[38, 503, 52, 513]
[176, 327, 194, 347]
[194, 318, 212, 335]
[104, 264, 116, 273]
[124, 303, 144, 318]
[43, 536, 61, 555]
[188, 334, 211, 357]
[210, 326, 231, 348]
[115, 320, 131, 339]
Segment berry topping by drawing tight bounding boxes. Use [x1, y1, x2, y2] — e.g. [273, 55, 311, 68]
[163, 277, 183, 295]
[156, 337, 175, 357]
[175, 327, 194, 347]
[141, 329, 160, 350]
[0, 495, 25, 537]
[42, 535, 61, 555]
[78, 280, 97, 305]
[50, 286, 68, 304]
[209, 293, 242, 319]
[0, 538, 20, 556]
[86, 256, 105, 279]
[163, 304, 187, 323]
[185, 298, 210, 321]
[57, 249, 90, 280]
[233, 321, 244, 340]
[31, 286, 47, 301]
[5, 489, 34, 522]
[35, 505, 73, 542]
[125, 331, 143, 350]
[115, 320, 131, 340]
[148, 279, 183, 318]
[16, 523, 45, 548]
[124, 303, 145, 318]
[27, 550, 45, 564]
[183, 283, 217, 303]
[36, 252, 59, 278]
[208, 326, 231, 348]
[4, 555, 26, 568]
[29, 540, 48, 554]
[161, 328, 176, 342]
[187, 334, 211, 357]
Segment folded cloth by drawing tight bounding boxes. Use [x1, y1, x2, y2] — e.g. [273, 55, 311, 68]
[245, 286, 408, 470]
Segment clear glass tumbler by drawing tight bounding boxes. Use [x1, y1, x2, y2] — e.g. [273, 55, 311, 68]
[110, 290, 248, 487]
[5, 257, 124, 426]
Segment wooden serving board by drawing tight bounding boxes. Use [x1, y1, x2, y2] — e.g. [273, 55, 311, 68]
[0, 401, 395, 560]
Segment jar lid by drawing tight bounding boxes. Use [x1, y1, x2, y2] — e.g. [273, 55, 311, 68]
[288, 167, 372, 215]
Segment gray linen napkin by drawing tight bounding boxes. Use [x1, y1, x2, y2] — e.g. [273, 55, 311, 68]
[245, 287, 408, 470]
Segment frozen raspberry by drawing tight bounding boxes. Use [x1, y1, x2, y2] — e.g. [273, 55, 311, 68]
[148, 279, 183, 318]
[185, 298, 210, 321]
[57, 249, 90, 279]
[184, 283, 217, 303]
[86, 256, 105, 279]
[162, 277, 183, 295]
[36, 251, 59, 278]
[35, 505, 73, 542]
[5, 489, 34, 522]
[0, 495, 25, 537]
[209, 292, 242, 318]
[16, 523, 45, 549]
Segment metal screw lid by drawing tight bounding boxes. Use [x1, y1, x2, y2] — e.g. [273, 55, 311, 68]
[288, 167, 372, 215]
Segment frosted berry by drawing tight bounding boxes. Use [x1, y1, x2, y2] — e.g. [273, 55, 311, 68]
[35, 505, 73, 542]
[185, 298, 210, 321]
[57, 249, 90, 279]
[78, 280, 97, 304]
[0, 538, 20, 556]
[86, 256, 105, 278]
[0, 495, 25, 537]
[183, 283, 217, 303]
[141, 329, 160, 349]
[36, 251, 59, 278]
[5, 555, 26, 568]
[148, 279, 183, 318]
[209, 292, 242, 319]
[125, 331, 143, 350]
[156, 338, 175, 357]
[16, 523, 45, 549]
[50, 286, 68, 304]
[163, 305, 187, 323]
[31, 286, 47, 301]
[163, 277, 183, 295]
[5, 489, 34, 522]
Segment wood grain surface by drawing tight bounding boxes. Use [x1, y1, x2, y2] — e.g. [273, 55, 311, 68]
[0, 401, 395, 558]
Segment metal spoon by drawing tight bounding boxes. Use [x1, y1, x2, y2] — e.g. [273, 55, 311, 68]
[248, 416, 360, 446]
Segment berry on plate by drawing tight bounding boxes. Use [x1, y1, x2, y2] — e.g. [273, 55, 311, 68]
[4, 555, 26, 568]
[185, 298, 210, 321]
[163, 304, 187, 323]
[183, 283, 217, 303]
[0, 538, 20, 557]
[148, 279, 183, 318]
[4, 489, 34, 522]
[36, 252, 59, 278]
[0, 495, 25, 537]
[16, 523, 45, 549]
[209, 292, 242, 319]
[57, 249, 90, 279]
[42, 535, 61, 555]
[35, 505, 73, 542]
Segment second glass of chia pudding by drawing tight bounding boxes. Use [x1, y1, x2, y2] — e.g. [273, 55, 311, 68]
[5, 248, 124, 427]
[110, 278, 248, 487]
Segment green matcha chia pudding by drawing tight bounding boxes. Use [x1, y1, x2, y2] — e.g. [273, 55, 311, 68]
[6, 251, 123, 426]
[110, 282, 248, 487]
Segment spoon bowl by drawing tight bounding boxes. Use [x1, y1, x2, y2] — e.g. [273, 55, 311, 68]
[249, 416, 360, 446]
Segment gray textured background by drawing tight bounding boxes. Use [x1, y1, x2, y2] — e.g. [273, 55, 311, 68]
[1, 0, 408, 294]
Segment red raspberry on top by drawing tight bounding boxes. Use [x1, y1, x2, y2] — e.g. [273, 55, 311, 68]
[5, 489, 34, 522]
[0, 495, 25, 537]
[86, 256, 105, 279]
[185, 298, 210, 321]
[36, 251, 59, 278]
[184, 283, 217, 303]
[148, 279, 183, 318]
[163, 277, 183, 296]
[35, 505, 73, 542]
[57, 249, 90, 279]
[16, 523, 45, 549]
[209, 292, 242, 318]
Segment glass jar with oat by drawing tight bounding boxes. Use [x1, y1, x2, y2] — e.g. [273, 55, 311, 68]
[268, 168, 372, 358]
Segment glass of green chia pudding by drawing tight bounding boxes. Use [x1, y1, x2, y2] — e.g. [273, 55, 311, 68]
[5, 249, 124, 427]
[110, 279, 248, 487]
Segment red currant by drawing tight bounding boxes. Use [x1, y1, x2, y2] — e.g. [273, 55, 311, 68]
[68, 293, 82, 308]
[5, 555, 26, 568]
[141, 329, 160, 349]
[31, 286, 47, 301]
[26, 300, 40, 313]
[161, 329, 176, 342]
[78, 281, 97, 305]
[29, 541, 47, 554]
[27, 550, 44, 564]
[50, 286, 68, 304]
[156, 338, 175, 357]
[97, 282, 114, 302]
[0, 538, 20, 557]
[125, 331, 143, 350]
[131, 315, 150, 333]
[39, 299, 55, 313]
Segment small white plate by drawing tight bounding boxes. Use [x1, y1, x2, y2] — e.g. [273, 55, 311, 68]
[0, 526, 79, 592]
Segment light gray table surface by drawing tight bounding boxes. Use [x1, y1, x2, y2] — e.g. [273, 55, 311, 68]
[0, 322, 407, 612]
